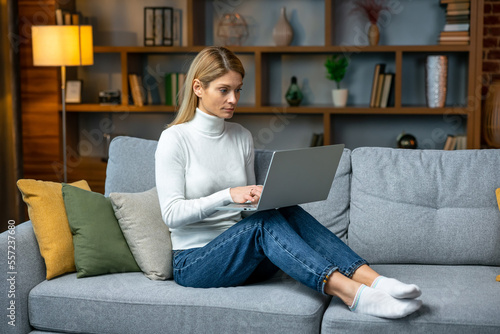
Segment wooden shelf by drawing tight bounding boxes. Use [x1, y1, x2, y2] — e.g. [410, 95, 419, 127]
[94, 44, 472, 55]
[19, 0, 484, 191]
[65, 104, 471, 116]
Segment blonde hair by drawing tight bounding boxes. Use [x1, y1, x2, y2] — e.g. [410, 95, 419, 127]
[169, 46, 245, 127]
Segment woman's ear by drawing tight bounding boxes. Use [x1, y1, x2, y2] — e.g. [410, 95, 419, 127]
[193, 79, 203, 98]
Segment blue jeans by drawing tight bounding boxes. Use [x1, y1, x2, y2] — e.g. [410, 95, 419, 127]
[173, 206, 367, 295]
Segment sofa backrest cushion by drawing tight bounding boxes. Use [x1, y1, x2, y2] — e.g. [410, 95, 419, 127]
[105, 136, 159, 196]
[301, 149, 351, 240]
[105, 136, 351, 240]
[349, 147, 500, 266]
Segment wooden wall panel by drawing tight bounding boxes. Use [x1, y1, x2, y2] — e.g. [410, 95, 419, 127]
[18, 0, 61, 182]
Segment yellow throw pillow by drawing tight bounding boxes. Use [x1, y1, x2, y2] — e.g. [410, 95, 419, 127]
[496, 188, 500, 211]
[17, 179, 91, 279]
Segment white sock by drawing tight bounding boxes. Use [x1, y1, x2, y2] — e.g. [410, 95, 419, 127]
[371, 276, 422, 299]
[349, 285, 422, 319]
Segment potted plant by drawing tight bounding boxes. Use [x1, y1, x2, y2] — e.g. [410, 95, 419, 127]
[324, 54, 349, 107]
[351, 0, 389, 46]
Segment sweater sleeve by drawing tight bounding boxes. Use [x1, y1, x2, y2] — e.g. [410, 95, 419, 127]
[244, 129, 256, 185]
[155, 130, 233, 229]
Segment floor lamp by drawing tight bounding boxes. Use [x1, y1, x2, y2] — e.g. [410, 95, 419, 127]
[31, 25, 93, 182]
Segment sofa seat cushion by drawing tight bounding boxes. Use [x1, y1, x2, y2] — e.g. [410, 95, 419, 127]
[29, 272, 330, 334]
[322, 264, 500, 333]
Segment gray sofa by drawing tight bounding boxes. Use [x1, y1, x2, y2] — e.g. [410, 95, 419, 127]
[2, 135, 500, 334]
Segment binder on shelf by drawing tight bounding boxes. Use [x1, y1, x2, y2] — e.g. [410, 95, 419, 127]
[370, 64, 385, 108]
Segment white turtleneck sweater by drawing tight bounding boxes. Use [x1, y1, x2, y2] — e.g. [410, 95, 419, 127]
[155, 109, 255, 250]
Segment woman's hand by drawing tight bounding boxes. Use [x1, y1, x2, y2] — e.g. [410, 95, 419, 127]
[230, 185, 263, 204]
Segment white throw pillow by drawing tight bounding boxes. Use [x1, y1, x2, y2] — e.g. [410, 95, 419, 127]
[110, 187, 172, 280]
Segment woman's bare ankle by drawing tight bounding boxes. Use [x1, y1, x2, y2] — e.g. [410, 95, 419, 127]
[324, 271, 362, 306]
[351, 264, 380, 286]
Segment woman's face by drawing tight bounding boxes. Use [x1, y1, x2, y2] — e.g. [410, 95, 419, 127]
[194, 70, 243, 119]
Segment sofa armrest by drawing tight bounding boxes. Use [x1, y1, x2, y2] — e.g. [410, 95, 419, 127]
[0, 221, 46, 334]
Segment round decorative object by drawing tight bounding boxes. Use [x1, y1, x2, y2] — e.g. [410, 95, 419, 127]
[273, 7, 293, 46]
[217, 13, 249, 46]
[483, 81, 500, 148]
[397, 132, 418, 149]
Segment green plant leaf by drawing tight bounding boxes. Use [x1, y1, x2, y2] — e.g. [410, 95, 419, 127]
[324, 55, 349, 85]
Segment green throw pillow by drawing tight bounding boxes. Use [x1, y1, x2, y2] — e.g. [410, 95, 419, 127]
[62, 184, 140, 278]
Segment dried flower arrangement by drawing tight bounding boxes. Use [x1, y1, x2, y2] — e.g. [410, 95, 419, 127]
[351, 0, 389, 25]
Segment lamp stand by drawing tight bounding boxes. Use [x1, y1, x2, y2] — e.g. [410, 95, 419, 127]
[60, 65, 67, 183]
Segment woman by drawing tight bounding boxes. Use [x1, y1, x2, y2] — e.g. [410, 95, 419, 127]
[155, 46, 422, 319]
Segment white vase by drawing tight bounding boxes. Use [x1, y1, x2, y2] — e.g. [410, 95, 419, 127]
[273, 7, 293, 46]
[332, 89, 348, 107]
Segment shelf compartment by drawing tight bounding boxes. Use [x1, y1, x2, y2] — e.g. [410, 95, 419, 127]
[329, 113, 468, 150]
[401, 52, 470, 108]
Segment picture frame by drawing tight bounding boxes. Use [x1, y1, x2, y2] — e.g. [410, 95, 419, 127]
[65, 80, 82, 103]
[144, 7, 173, 46]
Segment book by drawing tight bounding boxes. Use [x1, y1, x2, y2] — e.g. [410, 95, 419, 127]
[379, 73, 393, 108]
[455, 135, 467, 149]
[165, 72, 186, 106]
[443, 135, 467, 150]
[370, 64, 385, 108]
[64, 12, 72, 25]
[440, 0, 470, 4]
[173, 9, 182, 47]
[55, 9, 63, 25]
[374, 73, 386, 107]
[128, 74, 144, 107]
[310, 133, 324, 147]
[443, 23, 470, 31]
[447, 2, 470, 10]
[72, 13, 80, 25]
[443, 135, 457, 150]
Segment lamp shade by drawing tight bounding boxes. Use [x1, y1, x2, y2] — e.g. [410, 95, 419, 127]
[32, 25, 93, 66]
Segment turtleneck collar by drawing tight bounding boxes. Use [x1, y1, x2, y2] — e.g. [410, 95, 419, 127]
[189, 108, 225, 136]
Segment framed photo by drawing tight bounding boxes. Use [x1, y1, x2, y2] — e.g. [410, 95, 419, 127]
[65, 80, 82, 103]
[144, 7, 173, 46]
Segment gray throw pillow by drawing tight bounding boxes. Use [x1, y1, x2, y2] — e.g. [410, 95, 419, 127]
[110, 187, 172, 280]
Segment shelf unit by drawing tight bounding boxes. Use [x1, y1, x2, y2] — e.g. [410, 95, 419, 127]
[24, 0, 484, 193]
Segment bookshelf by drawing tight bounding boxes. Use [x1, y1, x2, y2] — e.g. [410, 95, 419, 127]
[20, 0, 484, 193]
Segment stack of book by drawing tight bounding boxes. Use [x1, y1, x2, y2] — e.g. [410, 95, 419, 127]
[443, 134, 467, 150]
[369, 64, 393, 108]
[165, 73, 186, 106]
[438, 0, 470, 45]
[55, 9, 81, 25]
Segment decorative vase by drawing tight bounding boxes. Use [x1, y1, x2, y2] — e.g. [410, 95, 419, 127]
[285, 76, 303, 106]
[216, 13, 249, 46]
[483, 81, 500, 147]
[332, 89, 348, 107]
[425, 55, 448, 108]
[368, 23, 380, 46]
[273, 7, 293, 46]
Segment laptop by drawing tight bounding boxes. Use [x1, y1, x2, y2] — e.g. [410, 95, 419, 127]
[216, 144, 345, 211]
